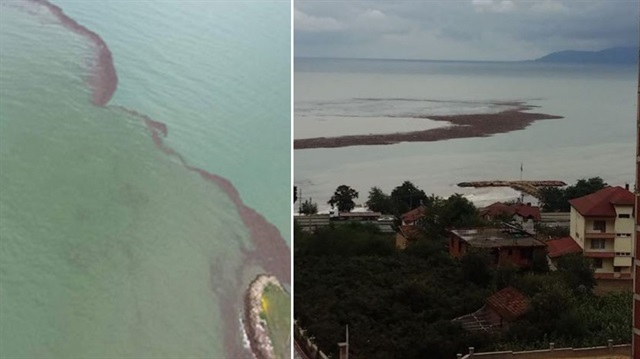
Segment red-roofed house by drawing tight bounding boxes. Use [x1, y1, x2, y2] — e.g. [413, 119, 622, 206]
[480, 202, 541, 234]
[568, 186, 635, 279]
[453, 287, 529, 333]
[545, 236, 583, 269]
[400, 205, 427, 226]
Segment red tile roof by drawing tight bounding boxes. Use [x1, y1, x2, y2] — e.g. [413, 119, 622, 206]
[546, 237, 582, 258]
[481, 202, 541, 221]
[568, 186, 634, 217]
[401, 206, 426, 223]
[486, 287, 529, 322]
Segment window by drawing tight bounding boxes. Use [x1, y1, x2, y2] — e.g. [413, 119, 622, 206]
[614, 266, 621, 273]
[593, 258, 603, 269]
[590, 239, 605, 250]
[617, 233, 632, 237]
[615, 252, 632, 256]
[593, 220, 606, 232]
[618, 214, 631, 219]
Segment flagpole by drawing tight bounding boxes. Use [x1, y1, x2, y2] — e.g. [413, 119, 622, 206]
[520, 162, 523, 181]
[520, 163, 524, 203]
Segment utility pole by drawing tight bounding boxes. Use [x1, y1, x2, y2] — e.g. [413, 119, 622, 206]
[338, 325, 349, 359]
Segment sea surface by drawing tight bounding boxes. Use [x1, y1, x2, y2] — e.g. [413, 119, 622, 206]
[0, 1, 289, 358]
[294, 57, 637, 211]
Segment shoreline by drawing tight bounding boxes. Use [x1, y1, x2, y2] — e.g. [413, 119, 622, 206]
[457, 180, 567, 199]
[244, 275, 286, 359]
[294, 103, 563, 149]
[25, 2, 290, 358]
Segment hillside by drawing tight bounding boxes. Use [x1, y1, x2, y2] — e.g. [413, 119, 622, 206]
[532, 47, 638, 64]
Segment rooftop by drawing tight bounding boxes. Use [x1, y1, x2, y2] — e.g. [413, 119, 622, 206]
[336, 211, 381, 218]
[481, 202, 541, 221]
[568, 186, 634, 218]
[486, 287, 529, 322]
[546, 236, 582, 258]
[450, 227, 546, 249]
[401, 205, 427, 223]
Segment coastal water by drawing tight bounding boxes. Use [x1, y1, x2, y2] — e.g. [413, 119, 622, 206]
[0, 1, 289, 358]
[53, 0, 291, 240]
[294, 58, 637, 211]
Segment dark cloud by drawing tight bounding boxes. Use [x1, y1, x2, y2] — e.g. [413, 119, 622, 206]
[295, 0, 639, 60]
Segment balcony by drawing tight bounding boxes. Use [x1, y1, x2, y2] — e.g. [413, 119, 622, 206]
[595, 272, 632, 280]
[585, 232, 615, 240]
[583, 251, 615, 258]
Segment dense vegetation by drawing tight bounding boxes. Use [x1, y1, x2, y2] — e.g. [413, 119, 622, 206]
[261, 284, 291, 359]
[300, 199, 318, 215]
[365, 181, 427, 216]
[538, 177, 608, 212]
[294, 222, 632, 359]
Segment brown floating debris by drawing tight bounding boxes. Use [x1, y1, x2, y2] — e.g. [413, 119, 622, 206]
[294, 102, 563, 149]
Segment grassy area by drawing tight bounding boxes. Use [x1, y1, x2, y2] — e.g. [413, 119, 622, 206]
[261, 284, 291, 359]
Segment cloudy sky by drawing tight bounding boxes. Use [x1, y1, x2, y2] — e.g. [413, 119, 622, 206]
[295, 0, 639, 61]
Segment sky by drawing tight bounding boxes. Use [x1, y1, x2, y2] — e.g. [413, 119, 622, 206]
[295, 0, 639, 61]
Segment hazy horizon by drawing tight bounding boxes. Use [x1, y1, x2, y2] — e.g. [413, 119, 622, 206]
[295, 0, 639, 61]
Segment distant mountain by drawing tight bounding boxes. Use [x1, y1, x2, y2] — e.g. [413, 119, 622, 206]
[532, 47, 638, 64]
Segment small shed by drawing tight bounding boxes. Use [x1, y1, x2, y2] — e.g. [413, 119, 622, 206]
[453, 287, 529, 333]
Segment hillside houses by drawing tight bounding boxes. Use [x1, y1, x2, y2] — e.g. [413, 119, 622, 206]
[480, 202, 541, 234]
[449, 225, 546, 268]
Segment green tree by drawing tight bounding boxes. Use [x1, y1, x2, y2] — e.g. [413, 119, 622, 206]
[539, 177, 608, 212]
[538, 186, 568, 212]
[530, 249, 550, 274]
[565, 177, 607, 201]
[391, 181, 427, 215]
[440, 194, 480, 228]
[365, 186, 394, 214]
[460, 249, 494, 287]
[495, 263, 519, 289]
[420, 194, 480, 238]
[556, 253, 596, 294]
[527, 279, 578, 336]
[328, 185, 359, 212]
[300, 198, 318, 215]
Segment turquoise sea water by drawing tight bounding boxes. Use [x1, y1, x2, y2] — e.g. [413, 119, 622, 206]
[54, 0, 291, 240]
[0, 1, 289, 357]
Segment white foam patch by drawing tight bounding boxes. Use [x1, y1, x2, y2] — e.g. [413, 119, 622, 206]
[462, 187, 538, 208]
[239, 313, 257, 359]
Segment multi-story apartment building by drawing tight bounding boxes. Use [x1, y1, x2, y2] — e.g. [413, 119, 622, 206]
[569, 186, 635, 279]
[633, 48, 640, 357]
